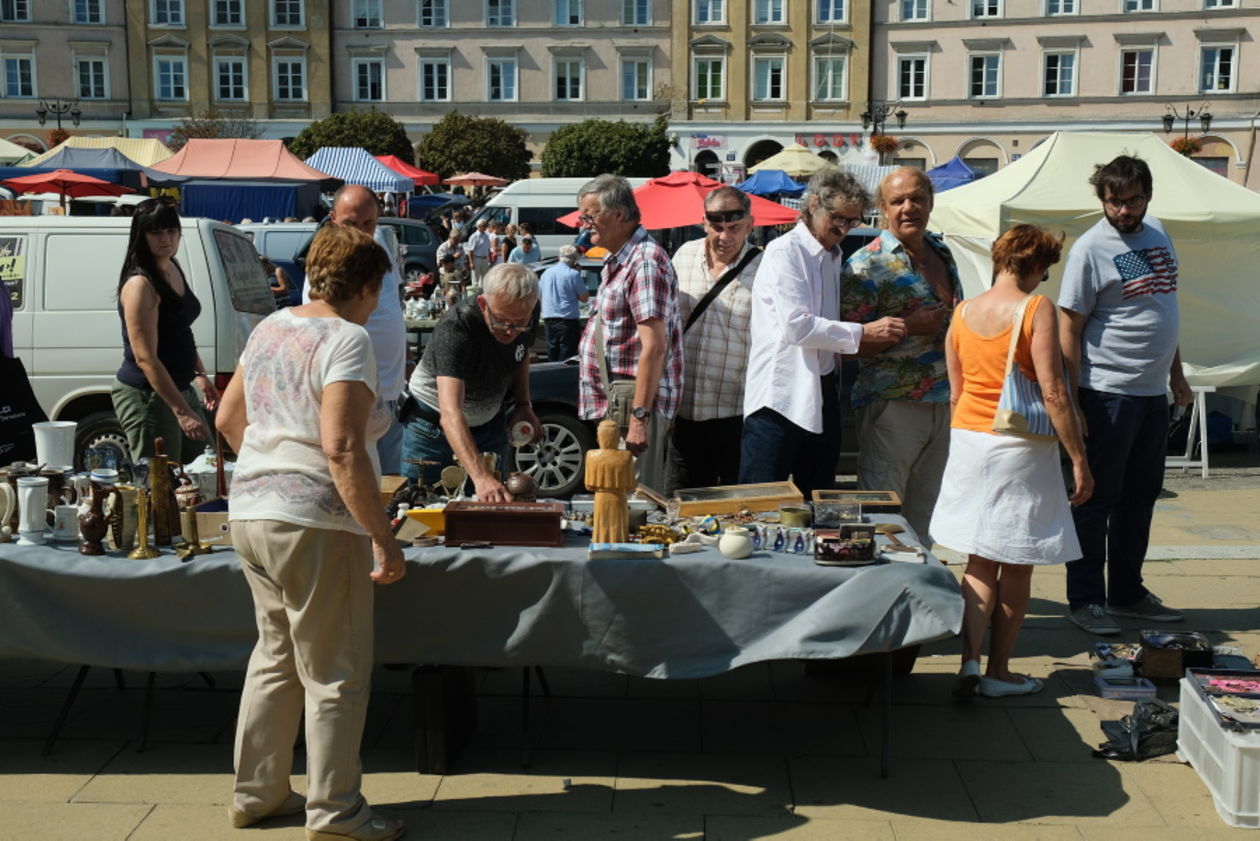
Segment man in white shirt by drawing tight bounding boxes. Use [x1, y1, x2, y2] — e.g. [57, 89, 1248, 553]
[467, 219, 493, 286]
[740, 167, 906, 498]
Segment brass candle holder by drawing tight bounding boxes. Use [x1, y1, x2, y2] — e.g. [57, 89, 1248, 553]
[127, 488, 161, 560]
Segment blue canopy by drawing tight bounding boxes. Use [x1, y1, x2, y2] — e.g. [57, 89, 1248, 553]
[30, 145, 186, 184]
[736, 168, 805, 197]
[926, 157, 982, 192]
[303, 147, 414, 194]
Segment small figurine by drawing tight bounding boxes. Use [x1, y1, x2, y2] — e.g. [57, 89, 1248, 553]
[584, 419, 637, 544]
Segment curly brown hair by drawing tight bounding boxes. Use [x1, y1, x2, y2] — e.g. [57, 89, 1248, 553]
[305, 224, 391, 304]
[991, 224, 1064, 279]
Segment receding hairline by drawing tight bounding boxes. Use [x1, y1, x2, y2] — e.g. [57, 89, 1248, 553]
[878, 167, 934, 206]
[332, 183, 378, 213]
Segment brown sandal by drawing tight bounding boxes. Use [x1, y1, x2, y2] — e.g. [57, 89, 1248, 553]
[306, 815, 406, 841]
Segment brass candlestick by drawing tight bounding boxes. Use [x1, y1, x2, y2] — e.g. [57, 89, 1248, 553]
[150, 438, 174, 546]
[128, 488, 160, 560]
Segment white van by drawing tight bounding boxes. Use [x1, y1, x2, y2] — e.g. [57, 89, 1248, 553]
[2, 216, 274, 465]
[470, 177, 649, 255]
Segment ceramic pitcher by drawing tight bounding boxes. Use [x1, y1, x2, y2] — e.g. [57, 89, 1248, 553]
[15, 476, 50, 546]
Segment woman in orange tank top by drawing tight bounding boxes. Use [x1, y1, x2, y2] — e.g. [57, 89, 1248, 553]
[931, 225, 1093, 700]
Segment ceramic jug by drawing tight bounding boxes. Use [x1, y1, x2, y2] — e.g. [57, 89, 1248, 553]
[79, 482, 119, 556]
[718, 526, 754, 560]
[107, 485, 141, 552]
[15, 476, 50, 546]
[0, 481, 15, 542]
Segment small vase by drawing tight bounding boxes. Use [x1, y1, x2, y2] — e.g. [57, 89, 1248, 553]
[79, 481, 117, 556]
[718, 526, 754, 560]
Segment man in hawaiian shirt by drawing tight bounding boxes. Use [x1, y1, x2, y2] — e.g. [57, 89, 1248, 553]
[841, 167, 961, 545]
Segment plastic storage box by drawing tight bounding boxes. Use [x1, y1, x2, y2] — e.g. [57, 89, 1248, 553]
[1177, 676, 1260, 828]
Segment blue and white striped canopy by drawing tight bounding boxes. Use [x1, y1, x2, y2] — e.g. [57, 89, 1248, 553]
[303, 147, 414, 193]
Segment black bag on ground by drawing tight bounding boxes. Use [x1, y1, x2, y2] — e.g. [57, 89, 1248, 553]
[0, 355, 48, 463]
[1092, 698, 1179, 761]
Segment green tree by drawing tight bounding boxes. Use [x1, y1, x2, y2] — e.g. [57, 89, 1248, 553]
[414, 111, 532, 181]
[287, 109, 414, 162]
[539, 116, 671, 178]
[166, 108, 261, 151]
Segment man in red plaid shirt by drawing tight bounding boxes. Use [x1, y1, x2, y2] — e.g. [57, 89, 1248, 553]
[576, 174, 683, 492]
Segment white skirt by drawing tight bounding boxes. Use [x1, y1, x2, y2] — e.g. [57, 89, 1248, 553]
[930, 428, 1080, 566]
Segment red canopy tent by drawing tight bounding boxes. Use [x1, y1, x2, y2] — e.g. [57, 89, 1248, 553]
[556, 170, 798, 230]
[1, 168, 131, 210]
[374, 155, 440, 187]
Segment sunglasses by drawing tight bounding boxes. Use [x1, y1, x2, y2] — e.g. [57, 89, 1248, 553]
[136, 196, 178, 214]
[705, 209, 749, 226]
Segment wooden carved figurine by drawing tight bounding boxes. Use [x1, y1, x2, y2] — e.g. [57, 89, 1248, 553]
[584, 420, 637, 544]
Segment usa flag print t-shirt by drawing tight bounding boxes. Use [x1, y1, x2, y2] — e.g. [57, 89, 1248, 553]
[1058, 215, 1180, 397]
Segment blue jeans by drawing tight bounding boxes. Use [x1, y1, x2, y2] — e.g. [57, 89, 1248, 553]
[738, 375, 840, 500]
[401, 408, 508, 486]
[543, 318, 581, 362]
[1066, 389, 1168, 610]
[375, 403, 403, 476]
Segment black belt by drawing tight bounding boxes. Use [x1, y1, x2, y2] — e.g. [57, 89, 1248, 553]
[399, 394, 442, 426]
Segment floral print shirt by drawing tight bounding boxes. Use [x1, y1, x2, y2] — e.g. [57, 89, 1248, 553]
[840, 229, 961, 407]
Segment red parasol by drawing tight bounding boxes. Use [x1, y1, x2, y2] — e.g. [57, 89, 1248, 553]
[556, 170, 798, 230]
[374, 155, 441, 187]
[1, 168, 132, 209]
[444, 171, 509, 188]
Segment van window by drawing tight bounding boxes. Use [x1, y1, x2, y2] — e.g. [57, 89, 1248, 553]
[44, 232, 130, 311]
[389, 222, 431, 247]
[214, 229, 275, 315]
[0, 234, 28, 309]
[518, 206, 577, 237]
[260, 230, 311, 261]
[477, 207, 511, 228]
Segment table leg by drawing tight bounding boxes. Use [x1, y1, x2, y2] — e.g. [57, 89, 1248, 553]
[43, 665, 90, 756]
[880, 652, 892, 779]
[138, 671, 157, 752]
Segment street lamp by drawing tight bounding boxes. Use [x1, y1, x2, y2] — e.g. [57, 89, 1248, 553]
[861, 101, 908, 136]
[1162, 103, 1212, 139]
[35, 98, 82, 130]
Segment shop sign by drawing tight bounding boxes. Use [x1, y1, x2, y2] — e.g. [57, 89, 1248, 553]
[795, 133, 862, 149]
[691, 134, 726, 150]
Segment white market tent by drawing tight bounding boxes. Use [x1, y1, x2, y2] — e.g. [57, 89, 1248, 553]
[930, 130, 1260, 388]
[303, 147, 414, 194]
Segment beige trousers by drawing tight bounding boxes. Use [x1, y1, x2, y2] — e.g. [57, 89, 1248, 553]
[232, 519, 375, 835]
[472, 255, 492, 287]
[856, 398, 951, 547]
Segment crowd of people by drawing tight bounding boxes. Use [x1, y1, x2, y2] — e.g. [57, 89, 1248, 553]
[98, 154, 1191, 839]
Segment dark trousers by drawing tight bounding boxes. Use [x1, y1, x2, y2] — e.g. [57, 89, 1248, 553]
[544, 318, 581, 362]
[738, 375, 840, 499]
[1066, 388, 1168, 610]
[664, 415, 744, 495]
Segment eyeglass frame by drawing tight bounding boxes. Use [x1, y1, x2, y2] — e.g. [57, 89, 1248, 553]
[1102, 193, 1149, 212]
[817, 207, 864, 230]
[483, 302, 532, 333]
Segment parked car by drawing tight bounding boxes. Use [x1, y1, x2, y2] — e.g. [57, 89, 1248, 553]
[4, 216, 274, 468]
[233, 221, 318, 306]
[377, 217, 443, 285]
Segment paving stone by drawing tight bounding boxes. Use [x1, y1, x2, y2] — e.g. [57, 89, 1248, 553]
[614, 751, 793, 816]
[789, 756, 978, 822]
[537, 697, 700, 752]
[1006, 706, 1106, 762]
[706, 814, 894, 840]
[956, 758, 1165, 825]
[695, 662, 776, 700]
[855, 699, 1033, 761]
[1123, 760, 1244, 827]
[127, 803, 298, 840]
[1079, 826, 1258, 840]
[0, 738, 125, 803]
[359, 748, 441, 809]
[516, 812, 703, 840]
[889, 818, 1085, 840]
[0, 801, 153, 841]
[73, 743, 237, 805]
[431, 748, 616, 813]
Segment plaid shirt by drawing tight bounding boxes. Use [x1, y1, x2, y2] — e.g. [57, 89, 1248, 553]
[578, 226, 684, 420]
[673, 238, 761, 421]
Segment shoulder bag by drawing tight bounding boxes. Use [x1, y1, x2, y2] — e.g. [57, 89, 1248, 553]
[992, 295, 1058, 441]
[683, 246, 762, 333]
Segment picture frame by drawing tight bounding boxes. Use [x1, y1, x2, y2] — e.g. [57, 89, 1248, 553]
[671, 480, 804, 517]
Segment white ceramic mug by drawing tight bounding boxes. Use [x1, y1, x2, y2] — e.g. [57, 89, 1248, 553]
[32, 421, 77, 469]
[15, 476, 49, 546]
[52, 504, 79, 542]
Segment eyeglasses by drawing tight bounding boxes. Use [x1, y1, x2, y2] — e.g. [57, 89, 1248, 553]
[136, 196, 177, 214]
[1104, 194, 1148, 212]
[577, 211, 600, 227]
[820, 209, 863, 230]
[484, 305, 532, 333]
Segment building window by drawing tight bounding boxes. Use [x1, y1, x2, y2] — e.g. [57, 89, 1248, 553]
[152, 0, 184, 25]
[814, 55, 847, 101]
[621, 58, 650, 100]
[0, 0, 30, 21]
[272, 0, 304, 26]
[752, 57, 785, 101]
[1123, 0, 1154, 11]
[755, 0, 784, 23]
[155, 55, 188, 100]
[353, 0, 381, 27]
[212, 0, 243, 25]
[1046, 0, 1075, 13]
[1120, 48, 1153, 94]
[555, 0, 582, 24]
[969, 54, 1000, 97]
[695, 0, 724, 23]
[76, 58, 107, 99]
[817, 0, 844, 22]
[555, 58, 582, 100]
[694, 56, 724, 100]
[215, 57, 247, 100]
[972, 0, 1000, 17]
[420, 0, 448, 26]
[1204, 0, 1236, 6]
[487, 57, 517, 100]
[354, 58, 384, 100]
[898, 54, 927, 100]
[74, 0, 104, 24]
[273, 56, 306, 100]
[1043, 51, 1075, 96]
[2, 56, 34, 98]
[901, 0, 928, 20]
[623, 0, 649, 24]
[487, 0, 515, 25]
[1201, 46, 1234, 92]
[420, 59, 449, 101]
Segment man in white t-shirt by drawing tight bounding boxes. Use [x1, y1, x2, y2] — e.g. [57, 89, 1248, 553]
[467, 219, 493, 286]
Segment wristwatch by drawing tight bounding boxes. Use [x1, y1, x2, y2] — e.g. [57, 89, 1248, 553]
[631, 405, 651, 421]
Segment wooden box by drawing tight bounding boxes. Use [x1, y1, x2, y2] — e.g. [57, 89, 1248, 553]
[442, 501, 565, 547]
[812, 490, 902, 525]
[380, 475, 408, 507]
[671, 480, 803, 517]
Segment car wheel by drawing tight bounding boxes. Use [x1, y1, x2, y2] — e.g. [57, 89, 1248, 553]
[511, 411, 594, 498]
[74, 409, 132, 471]
[405, 266, 430, 285]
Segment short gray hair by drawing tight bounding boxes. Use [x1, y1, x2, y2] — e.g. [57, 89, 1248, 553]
[803, 165, 869, 216]
[578, 174, 640, 224]
[704, 186, 752, 216]
[482, 262, 539, 304]
[558, 244, 579, 264]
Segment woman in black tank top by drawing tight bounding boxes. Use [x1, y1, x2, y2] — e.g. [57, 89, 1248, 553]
[110, 197, 219, 463]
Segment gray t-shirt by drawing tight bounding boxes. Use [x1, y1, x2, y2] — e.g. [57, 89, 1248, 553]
[1058, 215, 1180, 397]
[407, 298, 532, 427]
